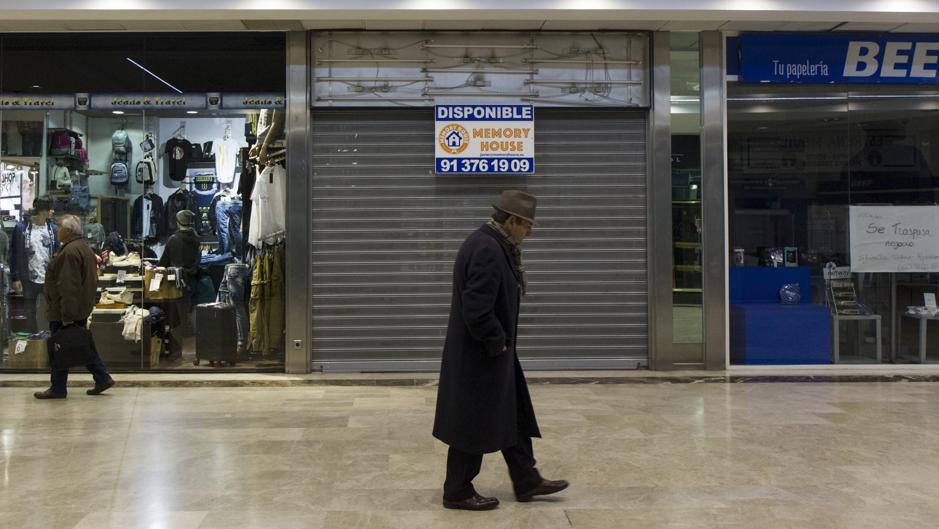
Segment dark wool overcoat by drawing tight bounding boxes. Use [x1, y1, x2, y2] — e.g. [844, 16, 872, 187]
[433, 224, 541, 454]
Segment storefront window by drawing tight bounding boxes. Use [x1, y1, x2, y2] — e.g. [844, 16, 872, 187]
[670, 33, 704, 354]
[728, 83, 939, 365]
[0, 33, 287, 371]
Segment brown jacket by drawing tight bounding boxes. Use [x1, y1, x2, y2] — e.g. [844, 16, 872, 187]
[45, 235, 98, 323]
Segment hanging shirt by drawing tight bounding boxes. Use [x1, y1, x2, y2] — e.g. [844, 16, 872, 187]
[26, 222, 54, 284]
[248, 164, 286, 248]
[213, 138, 239, 184]
[141, 197, 153, 239]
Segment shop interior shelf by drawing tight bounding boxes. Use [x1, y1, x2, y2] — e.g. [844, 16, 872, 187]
[0, 156, 40, 167]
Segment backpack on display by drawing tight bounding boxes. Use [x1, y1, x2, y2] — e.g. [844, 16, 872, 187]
[49, 131, 72, 156]
[110, 128, 133, 186]
[69, 185, 90, 210]
[111, 129, 132, 162]
[74, 135, 88, 162]
[135, 155, 157, 184]
[110, 162, 129, 185]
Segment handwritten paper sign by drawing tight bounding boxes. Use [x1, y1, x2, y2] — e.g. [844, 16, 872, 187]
[849, 206, 939, 272]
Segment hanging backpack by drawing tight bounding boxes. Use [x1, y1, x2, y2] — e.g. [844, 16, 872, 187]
[135, 155, 157, 184]
[69, 185, 90, 211]
[110, 162, 129, 185]
[111, 129, 132, 162]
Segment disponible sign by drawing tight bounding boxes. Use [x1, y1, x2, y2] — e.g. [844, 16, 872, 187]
[739, 33, 939, 84]
[435, 105, 534, 174]
[849, 206, 939, 272]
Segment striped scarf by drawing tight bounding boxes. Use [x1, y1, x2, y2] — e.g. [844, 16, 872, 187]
[486, 220, 527, 296]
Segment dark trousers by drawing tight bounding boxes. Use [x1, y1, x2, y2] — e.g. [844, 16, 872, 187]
[49, 320, 112, 395]
[443, 434, 542, 501]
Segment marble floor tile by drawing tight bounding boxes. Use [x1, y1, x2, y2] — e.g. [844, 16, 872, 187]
[2, 382, 939, 528]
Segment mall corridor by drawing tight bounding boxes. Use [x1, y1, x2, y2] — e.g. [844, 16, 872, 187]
[1, 381, 938, 529]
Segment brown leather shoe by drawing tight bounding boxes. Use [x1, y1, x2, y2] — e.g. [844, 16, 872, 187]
[443, 494, 500, 511]
[516, 479, 569, 502]
[33, 389, 67, 400]
[87, 379, 115, 395]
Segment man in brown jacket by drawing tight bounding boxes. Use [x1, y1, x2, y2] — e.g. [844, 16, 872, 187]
[34, 214, 114, 399]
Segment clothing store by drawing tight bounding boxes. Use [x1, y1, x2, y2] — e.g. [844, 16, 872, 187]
[0, 32, 289, 370]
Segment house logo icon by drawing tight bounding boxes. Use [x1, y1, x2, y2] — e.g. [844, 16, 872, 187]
[438, 124, 469, 155]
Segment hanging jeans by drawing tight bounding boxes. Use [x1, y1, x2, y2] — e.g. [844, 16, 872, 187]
[217, 263, 249, 348]
[215, 199, 243, 257]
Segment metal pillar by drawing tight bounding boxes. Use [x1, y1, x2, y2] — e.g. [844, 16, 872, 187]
[649, 31, 674, 370]
[700, 31, 727, 370]
[284, 31, 313, 373]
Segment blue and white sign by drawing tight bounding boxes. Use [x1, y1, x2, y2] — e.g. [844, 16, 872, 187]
[435, 105, 535, 174]
[738, 33, 939, 84]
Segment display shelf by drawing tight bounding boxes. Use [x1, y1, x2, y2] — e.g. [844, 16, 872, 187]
[673, 287, 703, 293]
[674, 241, 701, 249]
[49, 153, 85, 163]
[673, 200, 701, 205]
[675, 265, 702, 272]
[0, 156, 40, 167]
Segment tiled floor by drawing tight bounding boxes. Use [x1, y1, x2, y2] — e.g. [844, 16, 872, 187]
[2, 382, 939, 528]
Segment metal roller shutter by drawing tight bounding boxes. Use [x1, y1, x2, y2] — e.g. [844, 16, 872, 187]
[311, 108, 648, 371]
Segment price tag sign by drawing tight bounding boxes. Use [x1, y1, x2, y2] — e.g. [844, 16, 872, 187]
[149, 273, 163, 292]
[926, 293, 938, 312]
[117, 270, 127, 284]
[435, 105, 535, 174]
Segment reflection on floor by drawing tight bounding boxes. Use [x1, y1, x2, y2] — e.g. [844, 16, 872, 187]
[3, 382, 939, 528]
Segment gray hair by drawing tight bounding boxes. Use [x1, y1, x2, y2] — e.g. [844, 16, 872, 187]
[58, 214, 83, 235]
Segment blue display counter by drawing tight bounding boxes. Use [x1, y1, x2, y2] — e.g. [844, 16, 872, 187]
[729, 267, 831, 365]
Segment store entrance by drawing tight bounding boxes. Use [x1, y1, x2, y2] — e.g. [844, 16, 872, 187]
[1, 107, 286, 371]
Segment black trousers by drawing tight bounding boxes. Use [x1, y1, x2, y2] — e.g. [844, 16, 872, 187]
[443, 434, 542, 501]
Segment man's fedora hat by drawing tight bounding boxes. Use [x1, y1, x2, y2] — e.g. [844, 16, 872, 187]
[492, 190, 537, 225]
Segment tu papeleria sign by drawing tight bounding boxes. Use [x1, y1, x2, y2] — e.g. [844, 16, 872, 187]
[435, 105, 535, 174]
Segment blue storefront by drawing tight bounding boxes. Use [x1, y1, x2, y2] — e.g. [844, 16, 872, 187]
[726, 32, 939, 366]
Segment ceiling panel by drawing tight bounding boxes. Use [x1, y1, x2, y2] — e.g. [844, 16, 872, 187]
[720, 21, 787, 31]
[303, 20, 366, 29]
[422, 20, 487, 30]
[362, 20, 424, 30]
[0, 20, 71, 31]
[241, 19, 305, 31]
[423, 19, 549, 30]
[540, 20, 665, 30]
[891, 23, 939, 33]
[62, 21, 127, 31]
[660, 20, 726, 31]
[778, 21, 842, 31]
[833, 22, 905, 32]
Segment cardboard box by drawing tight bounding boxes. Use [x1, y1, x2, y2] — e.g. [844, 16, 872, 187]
[7, 338, 49, 369]
[144, 268, 185, 301]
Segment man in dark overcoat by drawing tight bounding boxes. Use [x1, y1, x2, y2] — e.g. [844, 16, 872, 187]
[433, 190, 568, 511]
